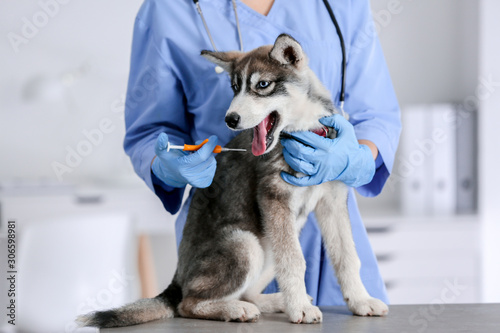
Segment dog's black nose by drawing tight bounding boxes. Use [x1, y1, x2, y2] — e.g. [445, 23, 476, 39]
[225, 113, 240, 129]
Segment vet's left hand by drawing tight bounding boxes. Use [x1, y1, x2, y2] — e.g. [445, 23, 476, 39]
[280, 114, 375, 187]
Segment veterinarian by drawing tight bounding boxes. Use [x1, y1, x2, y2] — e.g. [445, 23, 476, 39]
[124, 0, 401, 306]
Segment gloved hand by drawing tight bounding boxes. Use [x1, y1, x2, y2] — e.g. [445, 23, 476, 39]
[151, 133, 218, 188]
[280, 114, 375, 187]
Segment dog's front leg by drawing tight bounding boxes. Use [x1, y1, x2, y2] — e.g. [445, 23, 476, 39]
[260, 195, 322, 324]
[315, 183, 388, 316]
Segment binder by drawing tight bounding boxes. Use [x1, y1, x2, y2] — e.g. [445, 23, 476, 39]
[431, 104, 457, 216]
[455, 105, 478, 214]
[400, 105, 433, 216]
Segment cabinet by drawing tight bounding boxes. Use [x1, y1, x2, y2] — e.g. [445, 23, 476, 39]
[0, 185, 176, 235]
[365, 215, 480, 304]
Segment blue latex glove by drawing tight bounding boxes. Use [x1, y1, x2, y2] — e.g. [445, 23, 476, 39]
[280, 114, 375, 187]
[151, 133, 218, 188]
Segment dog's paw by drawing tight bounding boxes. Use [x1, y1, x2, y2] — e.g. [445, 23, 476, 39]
[348, 297, 388, 316]
[287, 304, 322, 324]
[228, 302, 261, 322]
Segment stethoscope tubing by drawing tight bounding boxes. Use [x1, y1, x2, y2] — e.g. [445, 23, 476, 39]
[322, 0, 346, 111]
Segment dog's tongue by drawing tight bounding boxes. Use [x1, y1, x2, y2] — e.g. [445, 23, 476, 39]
[252, 115, 270, 156]
[311, 126, 328, 137]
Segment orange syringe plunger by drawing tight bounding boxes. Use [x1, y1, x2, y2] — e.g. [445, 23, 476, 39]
[167, 138, 246, 153]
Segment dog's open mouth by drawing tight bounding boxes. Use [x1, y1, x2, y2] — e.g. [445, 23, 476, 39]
[252, 111, 279, 156]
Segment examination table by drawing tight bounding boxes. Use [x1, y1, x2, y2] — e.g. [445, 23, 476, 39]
[102, 303, 500, 332]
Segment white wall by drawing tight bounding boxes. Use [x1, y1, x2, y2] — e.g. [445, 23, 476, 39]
[478, 0, 500, 303]
[0, 0, 143, 185]
[371, 0, 479, 106]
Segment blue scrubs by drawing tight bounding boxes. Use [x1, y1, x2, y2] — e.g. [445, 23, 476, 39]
[124, 0, 401, 306]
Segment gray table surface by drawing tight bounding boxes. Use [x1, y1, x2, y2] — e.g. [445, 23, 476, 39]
[101, 303, 500, 333]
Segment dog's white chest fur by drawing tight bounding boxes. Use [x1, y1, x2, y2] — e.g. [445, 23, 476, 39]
[289, 183, 334, 231]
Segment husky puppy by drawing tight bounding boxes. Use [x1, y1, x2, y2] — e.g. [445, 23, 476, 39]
[77, 34, 388, 328]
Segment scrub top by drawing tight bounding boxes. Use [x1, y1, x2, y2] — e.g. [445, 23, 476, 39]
[124, 0, 401, 306]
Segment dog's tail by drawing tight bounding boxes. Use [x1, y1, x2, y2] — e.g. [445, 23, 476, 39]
[76, 279, 182, 328]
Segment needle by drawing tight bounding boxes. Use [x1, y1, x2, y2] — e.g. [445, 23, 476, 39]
[165, 139, 246, 153]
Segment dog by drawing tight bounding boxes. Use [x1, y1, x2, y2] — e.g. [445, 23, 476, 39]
[77, 34, 388, 328]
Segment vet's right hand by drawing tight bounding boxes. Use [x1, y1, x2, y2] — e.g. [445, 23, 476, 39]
[151, 133, 218, 188]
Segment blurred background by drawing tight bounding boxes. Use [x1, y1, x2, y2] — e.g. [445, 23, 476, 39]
[1, 0, 499, 331]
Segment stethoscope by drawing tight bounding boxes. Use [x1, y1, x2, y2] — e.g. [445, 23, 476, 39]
[193, 0, 347, 113]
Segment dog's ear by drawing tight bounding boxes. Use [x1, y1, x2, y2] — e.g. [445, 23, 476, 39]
[201, 50, 243, 73]
[269, 34, 305, 69]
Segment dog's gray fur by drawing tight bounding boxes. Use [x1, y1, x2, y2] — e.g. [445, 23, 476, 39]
[77, 34, 388, 328]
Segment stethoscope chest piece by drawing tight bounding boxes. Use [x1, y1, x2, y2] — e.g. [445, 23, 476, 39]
[215, 65, 224, 74]
[195, 0, 242, 76]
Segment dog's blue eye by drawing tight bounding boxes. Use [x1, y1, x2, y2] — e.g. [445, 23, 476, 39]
[258, 81, 270, 89]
